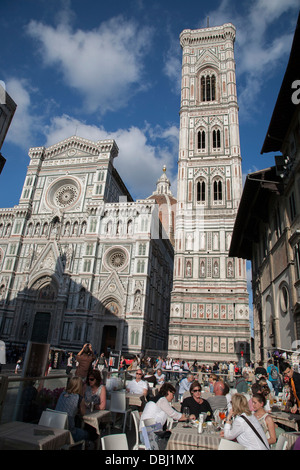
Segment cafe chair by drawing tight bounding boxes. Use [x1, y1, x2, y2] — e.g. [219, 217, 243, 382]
[142, 418, 156, 426]
[38, 409, 68, 429]
[218, 439, 246, 450]
[109, 391, 131, 432]
[131, 410, 146, 450]
[274, 435, 288, 450]
[61, 440, 86, 450]
[101, 433, 129, 450]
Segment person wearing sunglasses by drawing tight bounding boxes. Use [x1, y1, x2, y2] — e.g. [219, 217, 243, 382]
[126, 368, 148, 397]
[84, 369, 106, 410]
[181, 381, 213, 420]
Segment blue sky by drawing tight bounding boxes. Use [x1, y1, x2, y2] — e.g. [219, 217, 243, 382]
[0, 0, 299, 208]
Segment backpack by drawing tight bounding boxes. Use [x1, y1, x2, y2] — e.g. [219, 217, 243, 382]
[270, 365, 279, 380]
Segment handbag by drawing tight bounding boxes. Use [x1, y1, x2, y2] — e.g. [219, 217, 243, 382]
[240, 415, 269, 450]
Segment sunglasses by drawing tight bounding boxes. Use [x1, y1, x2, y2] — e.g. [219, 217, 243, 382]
[136, 373, 142, 375]
[89, 378, 96, 381]
[192, 389, 201, 392]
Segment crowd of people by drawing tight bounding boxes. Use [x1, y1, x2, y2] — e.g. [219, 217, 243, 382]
[51, 345, 300, 450]
[6, 342, 300, 450]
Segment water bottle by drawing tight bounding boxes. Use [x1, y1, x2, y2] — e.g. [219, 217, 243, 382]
[198, 414, 204, 434]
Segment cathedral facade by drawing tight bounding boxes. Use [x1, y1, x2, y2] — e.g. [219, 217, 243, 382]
[0, 136, 173, 356]
[168, 23, 251, 363]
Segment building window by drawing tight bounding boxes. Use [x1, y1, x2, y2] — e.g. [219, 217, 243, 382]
[213, 180, 223, 202]
[197, 180, 206, 202]
[279, 284, 289, 315]
[197, 130, 205, 150]
[201, 74, 216, 101]
[212, 129, 221, 149]
[295, 242, 300, 280]
[289, 192, 296, 222]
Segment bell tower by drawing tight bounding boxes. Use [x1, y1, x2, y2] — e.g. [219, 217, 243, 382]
[168, 23, 251, 363]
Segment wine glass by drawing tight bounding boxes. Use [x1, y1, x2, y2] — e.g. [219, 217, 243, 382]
[183, 407, 190, 427]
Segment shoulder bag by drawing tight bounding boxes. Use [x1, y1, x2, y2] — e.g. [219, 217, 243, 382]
[240, 414, 269, 450]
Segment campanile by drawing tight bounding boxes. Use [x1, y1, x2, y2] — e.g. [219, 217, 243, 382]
[168, 23, 251, 363]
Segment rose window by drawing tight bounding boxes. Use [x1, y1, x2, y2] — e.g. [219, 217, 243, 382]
[46, 177, 81, 210]
[54, 185, 78, 208]
[110, 251, 126, 268]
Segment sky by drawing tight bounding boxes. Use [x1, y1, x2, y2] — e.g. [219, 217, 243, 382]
[0, 0, 299, 208]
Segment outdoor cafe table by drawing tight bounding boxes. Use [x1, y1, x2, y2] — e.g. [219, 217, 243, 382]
[0, 420, 74, 450]
[82, 409, 111, 435]
[126, 393, 143, 407]
[270, 410, 300, 431]
[166, 422, 222, 451]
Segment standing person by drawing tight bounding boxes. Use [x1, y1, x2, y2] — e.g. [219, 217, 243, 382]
[252, 393, 277, 446]
[282, 362, 300, 413]
[15, 357, 22, 374]
[165, 357, 172, 380]
[228, 361, 235, 383]
[267, 360, 280, 396]
[65, 352, 74, 375]
[75, 343, 95, 382]
[220, 393, 270, 450]
[96, 352, 107, 372]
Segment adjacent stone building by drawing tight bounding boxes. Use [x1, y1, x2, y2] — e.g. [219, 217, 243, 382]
[230, 13, 300, 362]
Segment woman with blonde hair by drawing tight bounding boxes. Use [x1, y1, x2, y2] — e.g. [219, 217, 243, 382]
[220, 393, 270, 450]
[56, 376, 89, 442]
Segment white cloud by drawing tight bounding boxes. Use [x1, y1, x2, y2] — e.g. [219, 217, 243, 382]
[44, 114, 178, 199]
[26, 16, 153, 114]
[4, 78, 39, 148]
[203, 0, 299, 119]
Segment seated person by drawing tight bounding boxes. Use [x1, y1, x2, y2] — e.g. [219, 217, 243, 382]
[178, 373, 194, 399]
[181, 381, 213, 420]
[105, 372, 122, 392]
[235, 372, 249, 393]
[55, 376, 90, 442]
[126, 368, 148, 397]
[154, 369, 166, 385]
[207, 381, 228, 412]
[140, 382, 186, 429]
[84, 369, 106, 410]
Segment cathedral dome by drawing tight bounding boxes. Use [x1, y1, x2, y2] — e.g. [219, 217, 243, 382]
[147, 166, 177, 246]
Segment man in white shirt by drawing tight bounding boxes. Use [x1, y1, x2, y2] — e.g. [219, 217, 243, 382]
[126, 369, 148, 397]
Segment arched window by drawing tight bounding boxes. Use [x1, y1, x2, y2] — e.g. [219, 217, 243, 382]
[197, 130, 205, 150]
[213, 180, 223, 201]
[212, 129, 221, 149]
[201, 74, 216, 101]
[197, 180, 206, 202]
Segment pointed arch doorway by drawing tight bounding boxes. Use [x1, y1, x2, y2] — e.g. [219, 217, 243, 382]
[101, 325, 117, 356]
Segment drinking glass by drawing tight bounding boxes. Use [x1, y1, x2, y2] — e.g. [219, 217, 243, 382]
[183, 407, 190, 427]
